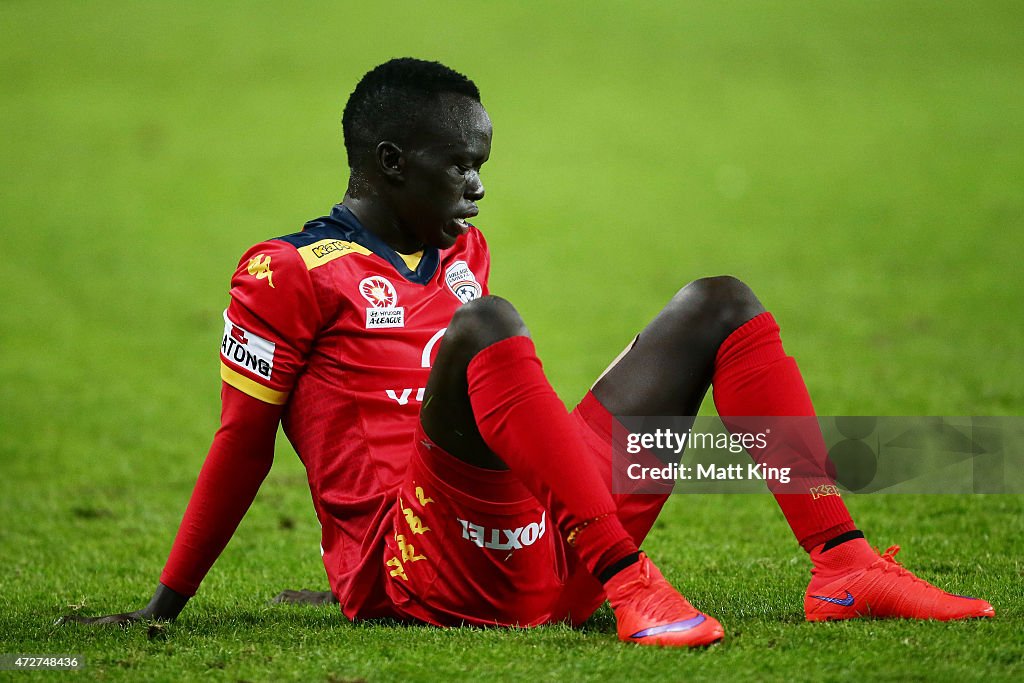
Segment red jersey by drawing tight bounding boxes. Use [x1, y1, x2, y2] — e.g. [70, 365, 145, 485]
[219, 204, 490, 616]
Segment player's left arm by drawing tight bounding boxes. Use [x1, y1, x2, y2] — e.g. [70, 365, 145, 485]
[59, 382, 283, 625]
[61, 241, 319, 625]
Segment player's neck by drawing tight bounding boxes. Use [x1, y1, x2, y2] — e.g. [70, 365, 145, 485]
[342, 195, 423, 255]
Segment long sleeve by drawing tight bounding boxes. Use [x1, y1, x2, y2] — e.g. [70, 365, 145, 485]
[158, 383, 284, 596]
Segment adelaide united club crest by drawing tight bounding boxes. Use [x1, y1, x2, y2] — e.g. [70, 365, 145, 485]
[444, 260, 482, 304]
[359, 276, 405, 328]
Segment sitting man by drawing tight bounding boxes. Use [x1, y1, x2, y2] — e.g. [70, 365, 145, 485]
[67, 58, 993, 647]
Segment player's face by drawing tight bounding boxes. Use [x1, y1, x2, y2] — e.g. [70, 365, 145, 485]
[396, 97, 492, 250]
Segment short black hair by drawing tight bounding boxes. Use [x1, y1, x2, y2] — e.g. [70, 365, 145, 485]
[342, 58, 481, 167]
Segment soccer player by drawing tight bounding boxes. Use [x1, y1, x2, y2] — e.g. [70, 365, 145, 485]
[65, 58, 993, 646]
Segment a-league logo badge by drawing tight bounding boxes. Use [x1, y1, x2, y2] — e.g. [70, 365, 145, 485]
[444, 260, 482, 304]
[359, 276, 405, 328]
[360, 276, 397, 307]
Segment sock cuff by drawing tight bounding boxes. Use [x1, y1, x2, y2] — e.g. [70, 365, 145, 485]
[568, 513, 639, 577]
[801, 520, 859, 552]
[715, 311, 785, 371]
[822, 529, 865, 551]
[597, 550, 642, 583]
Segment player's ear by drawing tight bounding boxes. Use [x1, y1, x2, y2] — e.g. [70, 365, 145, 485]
[376, 141, 404, 180]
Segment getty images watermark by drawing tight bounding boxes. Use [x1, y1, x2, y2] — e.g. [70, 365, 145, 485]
[611, 416, 1023, 495]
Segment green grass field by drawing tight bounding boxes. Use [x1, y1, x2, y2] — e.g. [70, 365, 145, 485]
[2, 1, 1022, 680]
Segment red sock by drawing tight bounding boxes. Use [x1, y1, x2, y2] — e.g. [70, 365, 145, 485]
[712, 312, 856, 551]
[467, 336, 638, 578]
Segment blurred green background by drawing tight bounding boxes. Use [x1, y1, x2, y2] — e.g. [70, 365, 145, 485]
[1, 1, 1022, 680]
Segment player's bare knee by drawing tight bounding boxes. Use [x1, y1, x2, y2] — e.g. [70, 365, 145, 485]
[672, 276, 765, 337]
[446, 295, 529, 353]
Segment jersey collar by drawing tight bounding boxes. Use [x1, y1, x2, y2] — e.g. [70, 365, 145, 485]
[318, 204, 440, 285]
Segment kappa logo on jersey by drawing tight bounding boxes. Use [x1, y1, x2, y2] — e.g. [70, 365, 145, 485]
[220, 311, 275, 380]
[296, 238, 372, 270]
[444, 260, 482, 304]
[457, 512, 547, 551]
[246, 254, 275, 288]
[311, 240, 356, 259]
[359, 276, 405, 329]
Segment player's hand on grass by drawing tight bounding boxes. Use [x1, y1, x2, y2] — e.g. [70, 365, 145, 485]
[58, 609, 148, 626]
[57, 583, 189, 626]
[271, 589, 338, 605]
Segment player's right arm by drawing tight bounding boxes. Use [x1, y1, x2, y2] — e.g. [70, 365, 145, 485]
[62, 241, 321, 625]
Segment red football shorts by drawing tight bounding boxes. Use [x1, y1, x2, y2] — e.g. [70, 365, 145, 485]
[380, 391, 672, 627]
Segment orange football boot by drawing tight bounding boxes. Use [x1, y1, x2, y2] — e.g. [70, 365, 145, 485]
[805, 545, 995, 621]
[606, 553, 724, 647]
